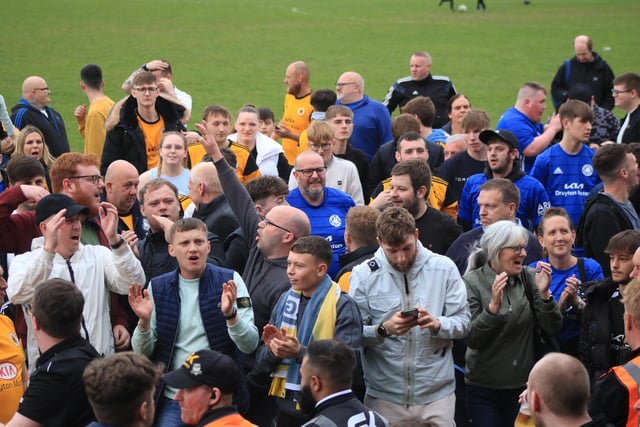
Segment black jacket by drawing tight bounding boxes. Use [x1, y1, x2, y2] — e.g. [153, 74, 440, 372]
[551, 52, 615, 110]
[101, 95, 186, 175]
[11, 98, 69, 157]
[619, 106, 640, 145]
[336, 244, 378, 282]
[304, 391, 388, 427]
[579, 277, 629, 384]
[193, 194, 239, 243]
[576, 193, 634, 277]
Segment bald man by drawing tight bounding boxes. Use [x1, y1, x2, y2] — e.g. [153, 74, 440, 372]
[336, 71, 393, 161]
[11, 76, 69, 157]
[551, 35, 615, 110]
[104, 160, 143, 239]
[527, 353, 595, 426]
[277, 61, 313, 165]
[189, 161, 238, 243]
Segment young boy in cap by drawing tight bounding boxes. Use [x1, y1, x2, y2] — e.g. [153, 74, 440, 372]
[163, 349, 255, 427]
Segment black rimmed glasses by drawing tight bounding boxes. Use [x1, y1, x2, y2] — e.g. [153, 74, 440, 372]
[295, 167, 327, 177]
[264, 218, 292, 234]
[68, 175, 104, 185]
[505, 245, 527, 255]
[612, 89, 632, 96]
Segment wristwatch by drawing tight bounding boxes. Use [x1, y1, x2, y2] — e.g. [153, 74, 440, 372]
[377, 323, 390, 338]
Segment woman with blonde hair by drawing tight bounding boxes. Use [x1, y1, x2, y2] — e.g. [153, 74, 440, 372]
[13, 125, 54, 189]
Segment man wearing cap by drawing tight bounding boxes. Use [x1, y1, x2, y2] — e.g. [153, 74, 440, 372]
[530, 99, 599, 226]
[163, 349, 255, 427]
[458, 129, 550, 232]
[7, 194, 145, 367]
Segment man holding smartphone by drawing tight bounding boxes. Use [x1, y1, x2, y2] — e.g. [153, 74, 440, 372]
[349, 207, 470, 425]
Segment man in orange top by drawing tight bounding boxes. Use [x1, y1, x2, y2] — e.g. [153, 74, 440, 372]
[275, 61, 313, 165]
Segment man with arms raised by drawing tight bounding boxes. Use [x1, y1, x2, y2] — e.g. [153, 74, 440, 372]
[129, 218, 258, 426]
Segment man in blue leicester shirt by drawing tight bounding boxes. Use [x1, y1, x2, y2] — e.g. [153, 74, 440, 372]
[496, 82, 562, 173]
[531, 99, 600, 226]
[287, 150, 355, 278]
[457, 129, 550, 232]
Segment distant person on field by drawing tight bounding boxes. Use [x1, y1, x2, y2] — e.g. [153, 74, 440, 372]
[551, 35, 615, 110]
[122, 59, 192, 124]
[383, 51, 456, 129]
[11, 76, 69, 157]
[74, 64, 115, 159]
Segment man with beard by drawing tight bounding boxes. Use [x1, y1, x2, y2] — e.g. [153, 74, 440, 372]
[276, 61, 313, 166]
[287, 151, 355, 278]
[299, 339, 388, 427]
[457, 129, 550, 232]
[387, 159, 461, 255]
[349, 207, 470, 424]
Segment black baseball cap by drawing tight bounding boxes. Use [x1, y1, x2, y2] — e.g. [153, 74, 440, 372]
[35, 193, 90, 225]
[163, 349, 240, 393]
[479, 129, 519, 150]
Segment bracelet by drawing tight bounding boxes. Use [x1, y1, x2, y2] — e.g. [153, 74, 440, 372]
[110, 237, 126, 249]
[224, 307, 237, 321]
[142, 63, 149, 71]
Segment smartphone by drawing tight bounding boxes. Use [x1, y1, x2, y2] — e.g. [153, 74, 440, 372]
[401, 308, 419, 318]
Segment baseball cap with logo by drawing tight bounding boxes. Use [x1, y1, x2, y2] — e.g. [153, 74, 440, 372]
[162, 349, 240, 393]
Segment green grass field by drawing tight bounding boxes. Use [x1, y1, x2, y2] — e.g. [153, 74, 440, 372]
[3, 0, 639, 152]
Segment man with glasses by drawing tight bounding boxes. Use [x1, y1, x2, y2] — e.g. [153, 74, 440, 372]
[11, 76, 69, 157]
[102, 71, 186, 175]
[614, 72, 640, 144]
[288, 121, 364, 205]
[336, 71, 393, 161]
[287, 150, 355, 278]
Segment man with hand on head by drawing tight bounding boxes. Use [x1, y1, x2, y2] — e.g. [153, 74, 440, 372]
[7, 193, 145, 367]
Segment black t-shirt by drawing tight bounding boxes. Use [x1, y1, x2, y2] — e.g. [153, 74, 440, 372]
[436, 151, 486, 202]
[18, 335, 99, 427]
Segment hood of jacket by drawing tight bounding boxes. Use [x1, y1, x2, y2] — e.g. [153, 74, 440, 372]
[104, 93, 186, 131]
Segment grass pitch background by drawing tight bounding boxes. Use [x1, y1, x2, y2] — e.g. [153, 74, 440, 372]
[3, 0, 639, 152]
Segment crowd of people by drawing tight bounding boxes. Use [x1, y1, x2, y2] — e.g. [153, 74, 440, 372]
[0, 35, 640, 427]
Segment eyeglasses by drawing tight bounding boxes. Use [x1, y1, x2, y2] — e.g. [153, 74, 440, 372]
[612, 89, 633, 96]
[309, 143, 332, 151]
[68, 175, 104, 185]
[295, 167, 327, 177]
[335, 82, 357, 88]
[133, 86, 158, 94]
[505, 245, 527, 255]
[264, 218, 292, 234]
[34, 87, 50, 93]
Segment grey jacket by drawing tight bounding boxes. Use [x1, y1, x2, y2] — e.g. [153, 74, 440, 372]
[349, 243, 470, 405]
